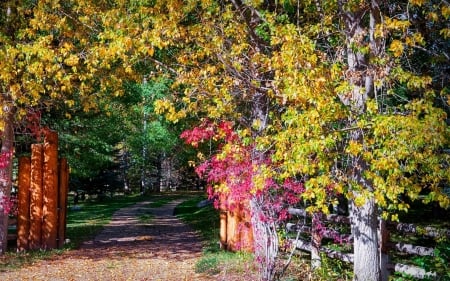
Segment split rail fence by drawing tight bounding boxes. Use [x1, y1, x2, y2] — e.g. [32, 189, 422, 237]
[287, 207, 449, 280]
[12, 131, 69, 251]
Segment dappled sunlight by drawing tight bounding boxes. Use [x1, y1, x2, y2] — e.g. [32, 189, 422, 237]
[0, 199, 211, 281]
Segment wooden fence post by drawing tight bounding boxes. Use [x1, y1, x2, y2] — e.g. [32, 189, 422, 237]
[219, 194, 228, 249]
[311, 213, 322, 269]
[42, 131, 58, 249]
[57, 158, 69, 248]
[29, 144, 43, 250]
[238, 202, 254, 252]
[379, 219, 389, 281]
[226, 208, 239, 251]
[17, 157, 31, 251]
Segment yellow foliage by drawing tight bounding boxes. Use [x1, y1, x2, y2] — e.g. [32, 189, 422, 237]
[409, 0, 426, 6]
[443, 5, 450, 19]
[389, 40, 404, 57]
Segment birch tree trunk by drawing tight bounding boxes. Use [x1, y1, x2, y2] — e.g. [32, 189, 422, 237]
[340, 0, 383, 280]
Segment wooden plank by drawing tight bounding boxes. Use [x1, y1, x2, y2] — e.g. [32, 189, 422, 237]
[42, 131, 58, 249]
[219, 193, 227, 249]
[17, 157, 31, 251]
[29, 144, 43, 250]
[57, 158, 69, 248]
[226, 208, 239, 251]
[238, 203, 253, 252]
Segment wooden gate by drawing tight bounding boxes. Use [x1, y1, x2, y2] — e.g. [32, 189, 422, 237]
[16, 131, 69, 251]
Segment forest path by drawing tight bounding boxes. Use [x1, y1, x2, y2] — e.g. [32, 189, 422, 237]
[0, 199, 212, 281]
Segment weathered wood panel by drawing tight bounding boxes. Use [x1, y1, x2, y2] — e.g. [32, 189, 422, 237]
[29, 144, 43, 250]
[42, 131, 58, 249]
[17, 157, 31, 251]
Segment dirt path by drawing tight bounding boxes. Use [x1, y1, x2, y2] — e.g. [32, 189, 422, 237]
[0, 199, 212, 281]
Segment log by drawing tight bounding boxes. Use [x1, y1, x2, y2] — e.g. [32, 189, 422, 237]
[292, 238, 312, 252]
[29, 144, 43, 250]
[389, 242, 435, 257]
[288, 207, 307, 218]
[321, 247, 354, 263]
[291, 238, 354, 263]
[286, 223, 353, 242]
[42, 131, 59, 249]
[288, 207, 350, 224]
[17, 157, 31, 251]
[57, 158, 69, 248]
[390, 263, 437, 279]
[326, 214, 350, 224]
[390, 222, 450, 239]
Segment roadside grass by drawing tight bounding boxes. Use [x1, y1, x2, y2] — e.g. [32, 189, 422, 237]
[147, 193, 186, 208]
[174, 196, 255, 277]
[0, 193, 155, 272]
[138, 213, 154, 223]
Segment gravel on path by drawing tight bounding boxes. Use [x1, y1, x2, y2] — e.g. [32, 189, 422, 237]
[0, 199, 212, 281]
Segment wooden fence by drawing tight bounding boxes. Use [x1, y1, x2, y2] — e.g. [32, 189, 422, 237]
[219, 194, 254, 252]
[15, 131, 69, 251]
[287, 207, 450, 280]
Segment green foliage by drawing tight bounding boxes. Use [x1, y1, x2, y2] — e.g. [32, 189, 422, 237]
[408, 240, 450, 280]
[314, 253, 353, 280]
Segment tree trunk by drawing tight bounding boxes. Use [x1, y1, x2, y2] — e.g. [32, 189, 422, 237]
[250, 196, 278, 281]
[340, 1, 383, 279]
[350, 195, 380, 280]
[0, 107, 14, 254]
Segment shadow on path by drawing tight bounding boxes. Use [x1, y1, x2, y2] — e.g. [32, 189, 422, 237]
[0, 199, 211, 281]
[80, 199, 204, 261]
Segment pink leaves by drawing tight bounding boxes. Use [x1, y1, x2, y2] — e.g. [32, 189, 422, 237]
[1, 195, 17, 215]
[180, 120, 236, 147]
[0, 151, 13, 169]
[182, 119, 306, 224]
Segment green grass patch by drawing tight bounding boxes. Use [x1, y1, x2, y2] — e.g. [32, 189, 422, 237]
[147, 194, 184, 208]
[65, 193, 153, 248]
[174, 196, 255, 276]
[138, 213, 154, 223]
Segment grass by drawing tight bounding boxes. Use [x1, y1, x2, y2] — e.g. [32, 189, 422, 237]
[174, 196, 255, 277]
[147, 194, 186, 208]
[65, 193, 154, 248]
[138, 213, 154, 223]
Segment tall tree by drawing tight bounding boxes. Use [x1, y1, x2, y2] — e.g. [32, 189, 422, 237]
[156, 1, 449, 280]
[0, 0, 149, 253]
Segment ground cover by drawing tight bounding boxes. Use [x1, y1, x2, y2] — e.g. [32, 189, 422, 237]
[0, 192, 209, 280]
